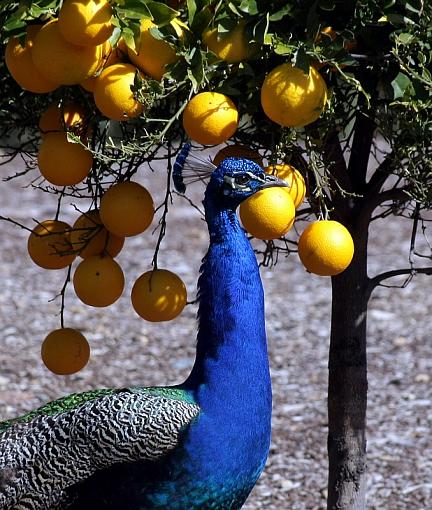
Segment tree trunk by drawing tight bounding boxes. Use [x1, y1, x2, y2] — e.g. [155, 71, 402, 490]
[327, 225, 369, 510]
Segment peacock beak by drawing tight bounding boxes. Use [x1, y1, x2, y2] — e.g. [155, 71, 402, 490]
[259, 174, 289, 190]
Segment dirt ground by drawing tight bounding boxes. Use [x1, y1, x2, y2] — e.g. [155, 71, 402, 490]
[1, 160, 431, 509]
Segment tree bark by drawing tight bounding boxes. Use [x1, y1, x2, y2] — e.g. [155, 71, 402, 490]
[327, 225, 369, 510]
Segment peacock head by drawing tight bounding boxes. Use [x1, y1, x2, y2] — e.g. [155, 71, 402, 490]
[209, 157, 288, 208]
[172, 144, 288, 209]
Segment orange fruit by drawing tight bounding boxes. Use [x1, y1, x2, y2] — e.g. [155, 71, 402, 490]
[239, 187, 295, 240]
[298, 220, 354, 276]
[127, 18, 180, 80]
[81, 39, 127, 92]
[70, 210, 124, 258]
[93, 63, 145, 121]
[315, 26, 337, 43]
[32, 20, 105, 85]
[183, 92, 239, 145]
[73, 255, 125, 307]
[27, 220, 76, 270]
[38, 132, 93, 186]
[58, 0, 114, 46]
[81, 76, 98, 93]
[265, 164, 306, 208]
[100, 181, 154, 237]
[202, 20, 257, 63]
[39, 102, 88, 138]
[131, 269, 187, 322]
[41, 328, 90, 375]
[213, 144, 263, 167]
[261, 63, 328, 127]
[5, 25, 58, 93]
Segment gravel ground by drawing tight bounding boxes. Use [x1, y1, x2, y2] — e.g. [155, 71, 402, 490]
[0, 160, 431, 509]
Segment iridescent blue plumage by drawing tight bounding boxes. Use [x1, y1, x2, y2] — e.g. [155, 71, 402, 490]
[0, 150, 287, 510]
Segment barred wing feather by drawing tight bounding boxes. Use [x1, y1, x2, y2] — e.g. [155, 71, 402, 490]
[0, 390, 200, 510]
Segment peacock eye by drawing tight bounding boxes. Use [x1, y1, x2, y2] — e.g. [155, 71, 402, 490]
[235, 175, 250, 185]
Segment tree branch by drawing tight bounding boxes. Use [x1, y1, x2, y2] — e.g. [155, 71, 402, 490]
[367, 266, 432, 295]
[322, 129, 350, 194]
[348, 109, 376, 191]
[359, 186, 410, 224]
[365, 156, 395, 197]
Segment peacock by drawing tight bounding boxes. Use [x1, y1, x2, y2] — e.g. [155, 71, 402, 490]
[0, 151, 287, 510]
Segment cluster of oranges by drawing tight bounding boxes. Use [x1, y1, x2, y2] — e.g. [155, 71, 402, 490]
[181, 71, 352, 280]
[27, 187, 187, 374]
[211, 145, 354, 279]
[3, 1, 354, 374]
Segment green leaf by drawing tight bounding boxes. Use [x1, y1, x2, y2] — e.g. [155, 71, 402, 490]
[421, 67, 431, 82]
[417, 51, 426, 65]
[238, 0, 258, 15]
[117, 1, 178, 24]
[386, 13, 415, 26]
[269, 4, 292, 21]
[294, 46, 310, 74]
[405, 0, 423, 13]
[116, 0, 152, 19]
[217, 16, 237, 34]
[273, 40, 295, 56]
[184, 47, 205, 92]
[396, 32, 415, 45]
[187, 0, 197, 25]
[391, 72, 412, 99]
[121, 20, 142, 51]
[2, 17, 26, 37]
[190, 6, 212, 34]
[318, 0, 336, 11]
[146, 1, 179, 25]
[252, 14, 269, 45]
[227, 2, 242, 17]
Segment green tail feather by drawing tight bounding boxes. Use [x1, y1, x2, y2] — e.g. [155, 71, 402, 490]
[0, 388, 117, 433]
[0, 386, 195, 434]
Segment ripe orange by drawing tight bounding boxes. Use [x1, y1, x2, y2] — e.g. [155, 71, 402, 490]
[131, 269, 187, 322]
[39, 102, 88, 138]
[80, 39, 127, 92]
[239, 187, 295, 240]
[41, 328, 90, 375]
[73, 255, 125, 307]
[127, 18, 179, 80]
[261, 63, 328, 127]
[202, 20, 257, 63]
[32, 20, 104, 85]
[265, 164, 306, 208]
[59, 0, 114, 46]
[183, 92, 239, 146]
[99, 181, 154, 237]
[70, 210, 124, 258]
[93, 63, 145, 121]
[27, 220, 76, 270]
[315, 26, 337, 43]
[38, 132, 93, 186]
[298, 220, 354, 276]
[5, 25, 58, 93]
[213, 144, 263, 167]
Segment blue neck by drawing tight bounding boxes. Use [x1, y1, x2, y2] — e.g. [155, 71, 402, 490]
[180, 188, 272, 495]
[185, 190, 271, 396]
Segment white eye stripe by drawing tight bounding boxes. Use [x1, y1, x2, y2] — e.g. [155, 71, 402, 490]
[245, 171, 265, 182]
[223, 172, 265, 190]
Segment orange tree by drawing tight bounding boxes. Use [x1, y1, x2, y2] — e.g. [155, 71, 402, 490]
[1, 1, 432, 509]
